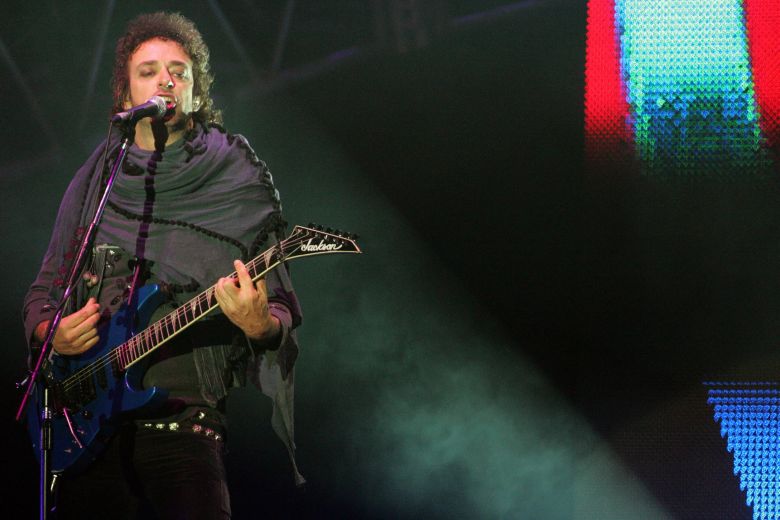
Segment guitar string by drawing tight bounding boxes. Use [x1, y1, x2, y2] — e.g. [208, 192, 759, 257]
[59, 236, 300, 392]
[59, 230, 348, 393]
[58, 234, 306, 392]
[59, 239, 303, 393]
[61, 229, 357, 393]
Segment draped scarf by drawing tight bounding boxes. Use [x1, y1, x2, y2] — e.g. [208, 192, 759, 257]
[94, 123, 284, 291]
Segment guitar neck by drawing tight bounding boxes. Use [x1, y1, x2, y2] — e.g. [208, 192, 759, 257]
[61, 224, 360, 386]
[115, 246, 282, 370]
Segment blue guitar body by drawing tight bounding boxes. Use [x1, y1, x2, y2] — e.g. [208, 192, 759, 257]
[26, 285, 169, 475]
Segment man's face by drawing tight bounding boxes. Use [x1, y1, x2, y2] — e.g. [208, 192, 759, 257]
[125, 37, 195, 127]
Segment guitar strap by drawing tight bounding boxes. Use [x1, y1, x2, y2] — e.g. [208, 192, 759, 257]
[125, 256, 145, 313]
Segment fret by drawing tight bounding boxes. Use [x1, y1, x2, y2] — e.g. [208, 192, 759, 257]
[163, 315, 174, 337]
[126, 339, 134, 365]
[147, 325, 156, 347]
[127, 338, 136, 362]
[154, 321, 163, 343]
[181, 304, 192, 324]
[141, 333, 148, 354]
[131, 339, 139, 363]
[148, 323, 157, 347]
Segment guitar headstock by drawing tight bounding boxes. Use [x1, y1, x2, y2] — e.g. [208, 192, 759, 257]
[282, 224, 362, 260]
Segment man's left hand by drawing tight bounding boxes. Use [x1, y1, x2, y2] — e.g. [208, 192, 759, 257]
[215, 259, 280, 342]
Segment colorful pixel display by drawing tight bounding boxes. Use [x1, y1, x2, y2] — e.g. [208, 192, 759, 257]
[586, 0, 780, 516]
[585, 0, 780, 176]
[706, 383, 780, 520]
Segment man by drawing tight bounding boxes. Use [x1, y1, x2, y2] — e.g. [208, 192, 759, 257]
[23, 12, 302, 519]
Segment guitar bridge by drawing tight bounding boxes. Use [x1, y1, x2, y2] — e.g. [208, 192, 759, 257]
[52, 372, 98, 413]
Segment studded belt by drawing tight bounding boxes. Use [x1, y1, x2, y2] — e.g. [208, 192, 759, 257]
[140, 410, 225, 442]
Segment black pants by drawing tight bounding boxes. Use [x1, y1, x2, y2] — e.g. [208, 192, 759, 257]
[54, 423, 230, 519]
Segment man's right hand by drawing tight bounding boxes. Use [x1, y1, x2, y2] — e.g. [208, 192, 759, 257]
[34, 297, 101, 355]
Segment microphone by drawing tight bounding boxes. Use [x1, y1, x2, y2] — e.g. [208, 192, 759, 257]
[111, 96, 170, 124]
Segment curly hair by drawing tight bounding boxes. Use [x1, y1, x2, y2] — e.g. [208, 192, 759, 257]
[110, 12, 222, 125]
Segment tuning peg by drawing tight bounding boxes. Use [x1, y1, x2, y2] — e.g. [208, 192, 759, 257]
[351, 233, 359, 240]
[307, 222, 315, 228]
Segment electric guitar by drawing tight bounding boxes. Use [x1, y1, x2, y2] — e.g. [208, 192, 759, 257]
[26, 224, 361, 474]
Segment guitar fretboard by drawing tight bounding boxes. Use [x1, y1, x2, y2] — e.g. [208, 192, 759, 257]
[112, 247, 278, 370]
[57, 225, 359, 400]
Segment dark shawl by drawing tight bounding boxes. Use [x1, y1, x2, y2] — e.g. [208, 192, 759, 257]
[23, 122, 304, 484]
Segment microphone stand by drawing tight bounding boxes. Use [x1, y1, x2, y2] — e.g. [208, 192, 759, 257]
[15, 121, 136, 520]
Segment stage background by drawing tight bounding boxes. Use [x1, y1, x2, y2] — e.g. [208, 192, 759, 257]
[1, 1, 775, 518]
